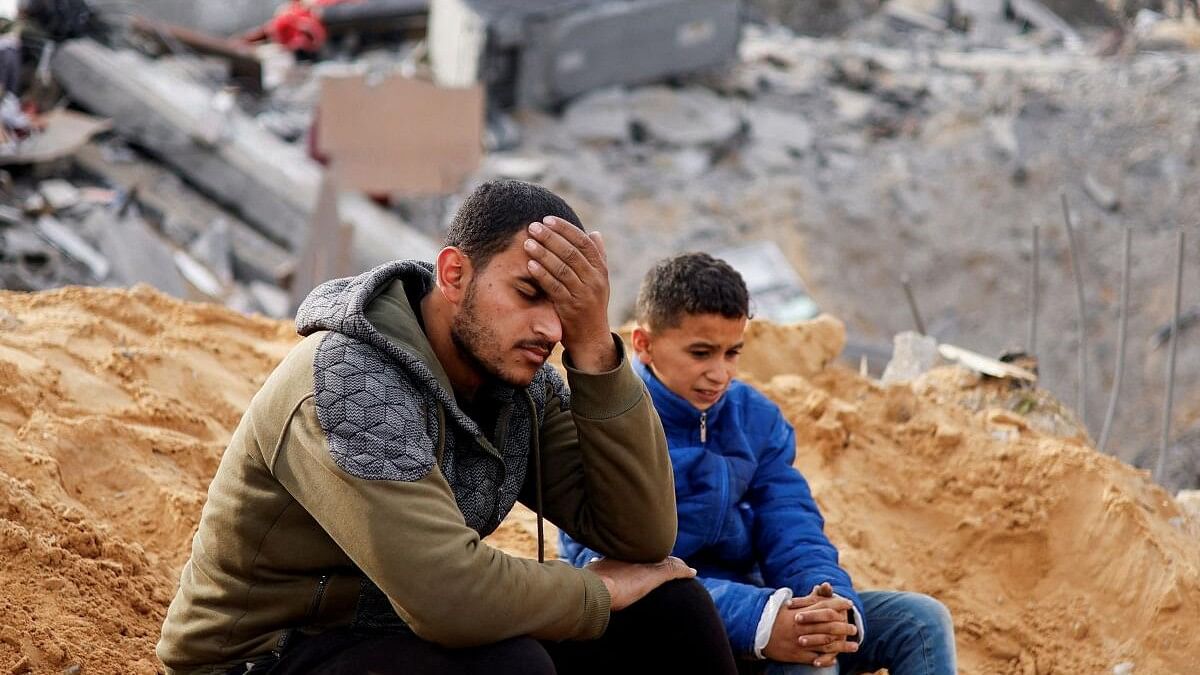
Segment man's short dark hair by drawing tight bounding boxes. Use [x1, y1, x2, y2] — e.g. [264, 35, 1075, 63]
[446, 179, 584, 271]
[635, 252, 750, 330]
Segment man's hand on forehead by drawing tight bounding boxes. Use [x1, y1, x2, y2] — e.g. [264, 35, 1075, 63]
[523, 215, 617, 373]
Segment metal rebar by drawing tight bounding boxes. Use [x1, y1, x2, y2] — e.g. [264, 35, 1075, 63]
[1155, 229, 1186, 485]
[1028, 224, 1040, 356]
[901, 274, 927, 335]
[1061, 194, 1089, 431]
[1098, 227, 1131, 454]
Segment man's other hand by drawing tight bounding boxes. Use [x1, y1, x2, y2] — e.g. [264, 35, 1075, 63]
[584, 556, 696, 611]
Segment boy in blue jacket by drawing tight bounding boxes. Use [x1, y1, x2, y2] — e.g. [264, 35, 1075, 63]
[560, 253, 956, 674]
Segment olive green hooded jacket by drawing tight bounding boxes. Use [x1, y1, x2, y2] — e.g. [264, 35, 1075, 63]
[157, 261, 676, 673]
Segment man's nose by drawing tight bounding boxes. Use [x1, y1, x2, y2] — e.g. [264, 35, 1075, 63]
[533, 306, 563, 344]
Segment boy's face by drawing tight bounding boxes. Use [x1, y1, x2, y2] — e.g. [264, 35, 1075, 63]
[632, 313, 747, 411]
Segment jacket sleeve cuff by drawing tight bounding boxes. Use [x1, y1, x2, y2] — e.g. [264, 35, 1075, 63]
[754, 587, 794, 659]
[563, 336, 644, 420]
[577, 568, 613, 640]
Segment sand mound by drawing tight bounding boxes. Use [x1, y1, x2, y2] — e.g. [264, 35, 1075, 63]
[0, 288, 1196, 674]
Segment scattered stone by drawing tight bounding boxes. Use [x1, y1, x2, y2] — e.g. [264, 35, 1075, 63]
[563, 88, 632, 144]
[627, 86, 741, 147]
[188, 218, 235, 287]
[1083, 172, 1121, 211]
[37, 215, 110, 281]
[249, 280, 291, 319]
[1112, 662, 1134, 675]
[744, 105, 816, 153]
[37, 179, 82, 211]
[830, 88, 876, 126]
[61, 665, 82, 675]
[882, 331, 940, 383]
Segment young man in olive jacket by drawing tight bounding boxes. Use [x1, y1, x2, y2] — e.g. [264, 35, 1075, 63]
[158, 180, 738, 675]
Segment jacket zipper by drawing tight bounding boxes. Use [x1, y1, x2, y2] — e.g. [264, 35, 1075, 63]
[700, 411, 708, 444]
[307, 574, 331, 620]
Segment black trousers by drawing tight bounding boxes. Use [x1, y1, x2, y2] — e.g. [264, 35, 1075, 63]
[266, 579, 738, 675]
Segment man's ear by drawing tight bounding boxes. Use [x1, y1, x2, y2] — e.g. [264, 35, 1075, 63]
[631, 326, 653, 365]
[435, 247, 471, 305]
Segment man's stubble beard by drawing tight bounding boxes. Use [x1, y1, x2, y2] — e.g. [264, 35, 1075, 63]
[450, 280, 530, 388]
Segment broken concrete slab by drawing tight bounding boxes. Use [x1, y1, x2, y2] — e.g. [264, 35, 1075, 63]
[73, 142, 294, 286]
[123, 0, 280, 37]
[37, 179, 81, 211]
[53, 42, 439, 272]
[882, 331, 940, 383]
[187, 217, 235, 287]
[35, 215, 109, 281]
[290, 172, 353, 313]
[0, 223, 65, 291]
[627, 86, 741, 146]
[94, 207, 189, 298]
[249, 280, 291, 319]
[430, 0, 741, 109]
[0, 109, 111, 166]
[562, 88, 633, 143]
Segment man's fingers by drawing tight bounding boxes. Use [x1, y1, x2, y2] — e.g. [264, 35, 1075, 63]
[526, 259, 571, 300]
[524, 237, 584, 296]
[588, 231, 606, 260]
[815, 582, 835, 598]
[791, 597, 852, 613]
[536, 217, 605, 271]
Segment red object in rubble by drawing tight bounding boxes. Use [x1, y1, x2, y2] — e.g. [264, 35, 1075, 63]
[265, 1, 335, 52]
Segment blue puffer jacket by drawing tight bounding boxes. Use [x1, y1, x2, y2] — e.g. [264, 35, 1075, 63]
[560, 360, 863, 657]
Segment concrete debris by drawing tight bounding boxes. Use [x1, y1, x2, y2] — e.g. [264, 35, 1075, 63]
[1083, 172, 1121, 212]
[0, 108, 111, 166]
[37, 179, 81, 212]
[627, 86, 742, 146]
[35, 215, 109, 281]
[938, 344, 1038, 381]
[249, 280, 291, 319]
[187, 218, 235, 287]
[429, 0, 741, 109]
[52, 40, 438, 273]
[712, 242, 820, 323]
[173, 249, 226, 298]
[95, 207, 188, 298]
[73, 142, 295, 287]
[882, 331, 940, 383]
[125, 0, 280, 37]
[0, 224, 63, 290]
[562, 88, 632, 144]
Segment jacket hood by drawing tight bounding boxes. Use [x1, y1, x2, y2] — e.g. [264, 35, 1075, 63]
[295, 260, 503, 440]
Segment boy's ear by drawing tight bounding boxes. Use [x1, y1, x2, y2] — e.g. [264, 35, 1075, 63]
[630, 326, 653, 365]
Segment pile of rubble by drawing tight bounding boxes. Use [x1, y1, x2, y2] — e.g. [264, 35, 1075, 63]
[1, 0, 1199, 483]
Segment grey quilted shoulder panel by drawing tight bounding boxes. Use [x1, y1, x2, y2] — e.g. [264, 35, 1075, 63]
[313, 332, 438, 481]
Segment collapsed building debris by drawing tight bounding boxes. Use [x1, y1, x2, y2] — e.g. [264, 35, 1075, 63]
[50, 38, 438, 277]
[428, 0, 741, 108]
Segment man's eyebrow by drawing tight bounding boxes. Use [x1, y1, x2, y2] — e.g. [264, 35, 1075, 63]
[685, 341, 718, 349]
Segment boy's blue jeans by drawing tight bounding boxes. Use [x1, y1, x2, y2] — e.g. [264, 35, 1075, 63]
[763, 591, 957, 675]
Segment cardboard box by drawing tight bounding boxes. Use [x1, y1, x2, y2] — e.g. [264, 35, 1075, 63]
[317, 72, 484, 194]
